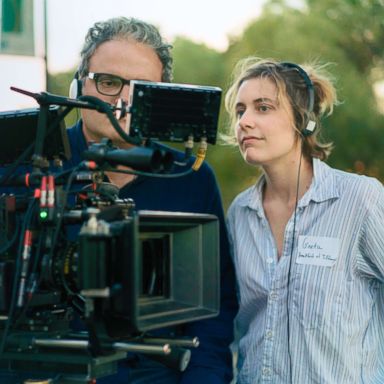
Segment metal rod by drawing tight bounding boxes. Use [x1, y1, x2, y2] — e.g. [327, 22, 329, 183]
[33, 338, 88, 349]
[142, 336, 199, 348]
[113, 342, 171, 355]
[33, 338, 171, 355]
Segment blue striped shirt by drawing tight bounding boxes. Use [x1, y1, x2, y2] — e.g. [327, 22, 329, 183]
[227, 159, 384, 383]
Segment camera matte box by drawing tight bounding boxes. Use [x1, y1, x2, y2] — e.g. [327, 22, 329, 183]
[78, 210, 220, 336]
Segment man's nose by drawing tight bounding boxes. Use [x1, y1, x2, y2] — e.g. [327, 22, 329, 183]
[119, 83, 130, 101]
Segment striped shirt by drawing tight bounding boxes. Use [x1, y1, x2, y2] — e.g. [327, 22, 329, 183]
[227, 158, 384, 384]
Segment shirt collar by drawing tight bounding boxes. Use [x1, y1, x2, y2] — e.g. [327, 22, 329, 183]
[239, 175, 265, 217]
[239, 158, 340, 212]
[301, 158, 339, 206]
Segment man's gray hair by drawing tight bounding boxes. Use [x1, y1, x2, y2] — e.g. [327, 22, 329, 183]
[78, 16, 173, 82]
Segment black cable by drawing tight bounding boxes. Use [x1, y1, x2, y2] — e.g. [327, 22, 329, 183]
[286, 142, 304, 384]
[13, 228, 45, 327]
[47, 165, 82, 267]
[78, 95, 142, 146]
[0, 198, 37, 356]
[103, 166, 194, 179]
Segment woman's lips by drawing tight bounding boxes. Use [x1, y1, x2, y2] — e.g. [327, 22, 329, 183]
[241, 136, 264, 144]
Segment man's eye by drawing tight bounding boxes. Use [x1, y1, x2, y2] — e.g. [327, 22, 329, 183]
[99, 77, 120, 88]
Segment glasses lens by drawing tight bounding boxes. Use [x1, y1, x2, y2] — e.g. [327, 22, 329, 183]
[96, 74, 122, 95]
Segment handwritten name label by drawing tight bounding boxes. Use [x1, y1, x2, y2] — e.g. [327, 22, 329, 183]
[296, 236, 340, 267]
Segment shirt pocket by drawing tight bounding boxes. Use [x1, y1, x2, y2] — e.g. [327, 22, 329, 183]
[291, 268, 348, 330]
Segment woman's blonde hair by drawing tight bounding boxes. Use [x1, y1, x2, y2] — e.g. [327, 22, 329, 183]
[224, 57, 339, 160]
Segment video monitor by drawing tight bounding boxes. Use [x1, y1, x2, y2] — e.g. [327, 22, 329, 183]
[128, 80, 222, 144]
[0, 106, 70, 164]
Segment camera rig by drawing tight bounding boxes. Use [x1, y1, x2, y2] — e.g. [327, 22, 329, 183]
[0, 81, 222, 383]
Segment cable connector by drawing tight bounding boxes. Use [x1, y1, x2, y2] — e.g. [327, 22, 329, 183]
[184, 135, 194, 161]
[192, 137, 207, 171]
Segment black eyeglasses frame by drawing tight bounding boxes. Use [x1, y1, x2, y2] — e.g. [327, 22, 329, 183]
[87, 72, 132, 96]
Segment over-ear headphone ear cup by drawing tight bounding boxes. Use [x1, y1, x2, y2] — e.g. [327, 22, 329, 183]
[69, 78, 82, 99]
[69, 72, 81, 99]
[280, 62, 316, 136]
[302, 120, 316, 137]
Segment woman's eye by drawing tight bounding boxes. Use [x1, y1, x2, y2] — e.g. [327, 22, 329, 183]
[236, 110, 245, 118]
[258, 105, 270, 112]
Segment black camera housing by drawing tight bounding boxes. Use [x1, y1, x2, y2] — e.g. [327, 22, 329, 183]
[0, 83, 222, 382]
[78, 210, 219, 337]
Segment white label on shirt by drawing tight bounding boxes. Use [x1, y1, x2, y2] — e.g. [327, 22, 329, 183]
[296, 236, 340, 267]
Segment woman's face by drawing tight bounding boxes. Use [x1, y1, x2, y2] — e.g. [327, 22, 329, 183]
[235, 76, 300, 167]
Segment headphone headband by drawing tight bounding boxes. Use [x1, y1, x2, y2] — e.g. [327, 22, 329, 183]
[279, 62, 316, 136]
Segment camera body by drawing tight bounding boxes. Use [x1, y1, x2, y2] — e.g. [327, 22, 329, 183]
[0, 82, 222, 383]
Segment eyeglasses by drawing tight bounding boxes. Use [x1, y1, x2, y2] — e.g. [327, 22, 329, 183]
[87, 72, 131, 96]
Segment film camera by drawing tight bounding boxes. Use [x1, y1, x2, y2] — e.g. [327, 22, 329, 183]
[0, 81, 222, 383]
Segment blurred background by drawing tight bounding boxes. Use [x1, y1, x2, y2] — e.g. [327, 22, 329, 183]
[1, 0, 383, 210]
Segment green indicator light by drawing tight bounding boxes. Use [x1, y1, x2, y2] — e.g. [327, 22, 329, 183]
[40, 211, 48, 219]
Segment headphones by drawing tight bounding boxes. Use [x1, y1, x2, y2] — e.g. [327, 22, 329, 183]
[280, 62, 316, 137]
[69, 71, 82, 99]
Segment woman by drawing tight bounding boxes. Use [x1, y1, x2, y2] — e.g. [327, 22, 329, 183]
[225, 58, 384, 383]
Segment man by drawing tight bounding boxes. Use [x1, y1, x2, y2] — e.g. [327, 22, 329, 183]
[65, 17, 238, 383]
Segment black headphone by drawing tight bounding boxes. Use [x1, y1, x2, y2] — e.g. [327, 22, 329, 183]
[69, 71, 82, 99]
[280, 62, 316, 137]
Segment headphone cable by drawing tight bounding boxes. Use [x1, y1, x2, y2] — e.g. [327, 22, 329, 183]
[286, 141, 304, 384]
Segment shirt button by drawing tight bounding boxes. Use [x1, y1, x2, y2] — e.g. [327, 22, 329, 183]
[269, 291, 278, 300]
[266, 330, 273, 339]
[262, 367, 271, 376]
[266, 257, 273, 264]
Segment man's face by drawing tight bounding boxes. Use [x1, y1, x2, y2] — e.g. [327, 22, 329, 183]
[81, 38, 163, 148]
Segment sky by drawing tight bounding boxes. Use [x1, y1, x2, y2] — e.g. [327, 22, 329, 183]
[46, 0, 267, 73]
[1, 0, 267, 110]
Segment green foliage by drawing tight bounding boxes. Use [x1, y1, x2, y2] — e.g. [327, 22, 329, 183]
[48, 68, 80, 128]
[172, 37, 226, 88]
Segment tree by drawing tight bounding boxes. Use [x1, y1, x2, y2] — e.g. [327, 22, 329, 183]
[221, 0, 384, 191]
[172, 37, 226, 87]
[48, 69, 79, 127]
